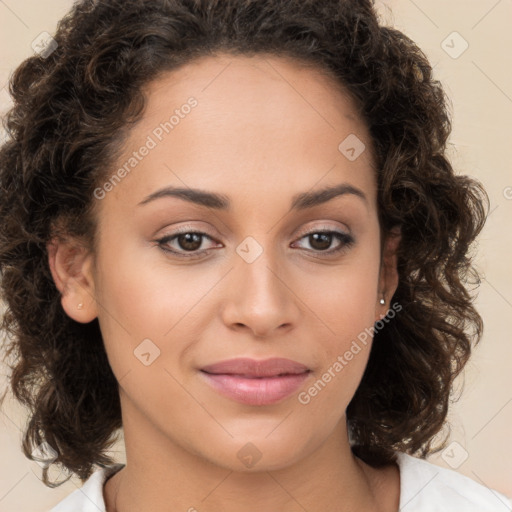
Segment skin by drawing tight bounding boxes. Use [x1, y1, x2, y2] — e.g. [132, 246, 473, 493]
[47, 54, 401, 512]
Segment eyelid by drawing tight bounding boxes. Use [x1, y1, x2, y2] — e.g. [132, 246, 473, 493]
[156, 223, 220, 241]
[295, 222, 351, 238]
[157, 221, 350, 244]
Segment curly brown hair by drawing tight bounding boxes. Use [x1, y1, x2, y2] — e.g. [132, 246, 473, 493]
[0, 0, 488, 487]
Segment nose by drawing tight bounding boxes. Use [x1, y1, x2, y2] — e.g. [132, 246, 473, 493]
[220, 242, 300, 338]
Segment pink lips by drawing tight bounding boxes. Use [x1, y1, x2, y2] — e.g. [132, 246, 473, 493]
[200, 357, 311, 406]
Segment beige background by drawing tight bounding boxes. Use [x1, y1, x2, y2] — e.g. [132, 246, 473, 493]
[0, 1, 511, 510]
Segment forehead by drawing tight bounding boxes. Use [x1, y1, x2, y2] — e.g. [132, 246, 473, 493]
[98, 53, 377, 215]
[144, 52, 367, 137]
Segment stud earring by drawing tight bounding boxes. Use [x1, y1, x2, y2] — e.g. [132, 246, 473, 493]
[379, 297, 386, 305]
[77, 303, 84, 310]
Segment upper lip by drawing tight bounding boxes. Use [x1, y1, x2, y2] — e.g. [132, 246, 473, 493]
[200, 357, 310, 378]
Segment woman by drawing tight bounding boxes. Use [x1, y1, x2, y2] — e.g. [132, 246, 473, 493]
[0, 0, 510, 511]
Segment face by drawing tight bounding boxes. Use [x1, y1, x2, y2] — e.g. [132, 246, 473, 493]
[50, 54, 399, 472]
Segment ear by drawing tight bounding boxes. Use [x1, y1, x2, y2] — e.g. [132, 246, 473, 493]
[375, 225, 401, 322]
[47, 236, 98, 323]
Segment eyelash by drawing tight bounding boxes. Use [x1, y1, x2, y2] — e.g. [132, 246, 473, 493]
[154, 226, 355, 260]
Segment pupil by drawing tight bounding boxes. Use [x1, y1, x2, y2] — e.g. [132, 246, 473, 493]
[310, 233, 331, 250]
[179, 233, 201, 251]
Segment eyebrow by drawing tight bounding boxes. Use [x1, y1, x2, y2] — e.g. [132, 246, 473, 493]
[137, 182, 367, 210]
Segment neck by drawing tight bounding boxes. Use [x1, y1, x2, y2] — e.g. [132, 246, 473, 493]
[105, 393, 395, 512]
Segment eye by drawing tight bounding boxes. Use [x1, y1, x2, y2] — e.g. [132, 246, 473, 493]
[291, 229, 355, 257]
[154, 226, 355, 260]
[155, 228, 220, 259]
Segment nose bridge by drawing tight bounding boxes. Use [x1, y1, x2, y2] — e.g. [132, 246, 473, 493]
[235, 233, 284, 302]
[223, 232, 297, 335]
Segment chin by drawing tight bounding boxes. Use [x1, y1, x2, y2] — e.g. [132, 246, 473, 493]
[197, 432, 318, 473]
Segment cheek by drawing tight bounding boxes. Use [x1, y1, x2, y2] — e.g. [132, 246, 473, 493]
[317, 255, 381, 348]
[93, 240, 216, 375]
[298, 248, 380, 409]
[297, 273, 379, 426]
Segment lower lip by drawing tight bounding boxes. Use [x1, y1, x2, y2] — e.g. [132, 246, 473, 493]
[200, 371, 311, 406]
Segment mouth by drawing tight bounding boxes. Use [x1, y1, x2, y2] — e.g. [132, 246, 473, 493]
[199, 357, 312, 406]
[202, 372, 305, 378]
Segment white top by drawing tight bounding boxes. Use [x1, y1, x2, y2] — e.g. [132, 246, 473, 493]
[48, 452, 512, 512]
